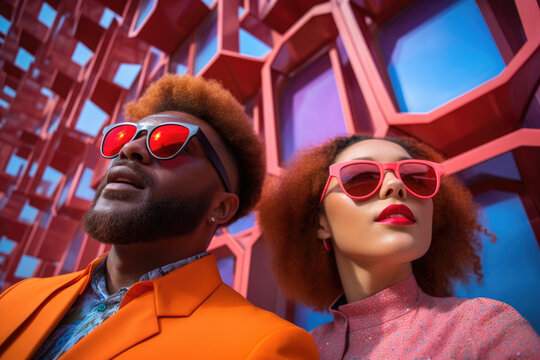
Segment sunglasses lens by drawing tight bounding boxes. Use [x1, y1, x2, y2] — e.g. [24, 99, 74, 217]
[149, 124, 190, 158]
[102, 124, 137, 157]
[399, 163, 437, 197]
[340, 163, 381, 197]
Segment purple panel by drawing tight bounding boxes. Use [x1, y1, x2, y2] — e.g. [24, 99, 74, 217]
[216, 255, 234, 287]
[278, 53, 348, 164]
[336, 35, 373, 134]
[522, 85, 540, 129]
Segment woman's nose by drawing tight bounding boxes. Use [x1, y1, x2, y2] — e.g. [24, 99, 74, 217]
[378, 171, 407, 200]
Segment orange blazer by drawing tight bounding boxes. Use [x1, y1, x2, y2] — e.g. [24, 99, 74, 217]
[0, 254, 319, 359]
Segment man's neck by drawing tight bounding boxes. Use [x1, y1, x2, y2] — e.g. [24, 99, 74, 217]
[105, 237, 208, 294]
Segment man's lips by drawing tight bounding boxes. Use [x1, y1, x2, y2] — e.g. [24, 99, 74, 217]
[375, 204, 416, 225]
[105, 166, 146, 190]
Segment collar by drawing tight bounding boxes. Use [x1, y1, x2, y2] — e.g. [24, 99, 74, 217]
[330, 275, 419, 330]
[90, 252, 209, 298]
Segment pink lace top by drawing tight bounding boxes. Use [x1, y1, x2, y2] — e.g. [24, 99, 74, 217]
[311, 275, 539, 359]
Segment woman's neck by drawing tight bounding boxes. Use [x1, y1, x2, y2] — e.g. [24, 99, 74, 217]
[334, 253, 413, 304]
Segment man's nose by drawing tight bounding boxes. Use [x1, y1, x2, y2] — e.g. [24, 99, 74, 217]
[117, 133, 152, 163]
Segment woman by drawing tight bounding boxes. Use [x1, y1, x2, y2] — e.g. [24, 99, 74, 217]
[257, 134, 539, 359]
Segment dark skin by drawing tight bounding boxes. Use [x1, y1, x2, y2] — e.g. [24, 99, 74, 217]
[93, 111, 240, 294]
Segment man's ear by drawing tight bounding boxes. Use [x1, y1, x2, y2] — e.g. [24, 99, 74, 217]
[318, 211, 333, 240]
[210, 192, 240, 225]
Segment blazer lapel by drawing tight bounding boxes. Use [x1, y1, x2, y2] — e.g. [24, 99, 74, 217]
[60, 282, 160, 360]
[59, 254, 222, 360]
[153, 254, 222, 317]
[0, 257, 103, 359]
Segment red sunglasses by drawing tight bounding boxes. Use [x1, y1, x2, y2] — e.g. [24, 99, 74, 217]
[100, 117, 232, 193]
[320, 159, 445, 203]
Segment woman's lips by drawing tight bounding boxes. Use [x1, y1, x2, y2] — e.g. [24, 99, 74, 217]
[375, 204, 416, 225]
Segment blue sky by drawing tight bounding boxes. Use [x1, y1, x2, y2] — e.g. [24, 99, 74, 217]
[38, 2, 56, 28]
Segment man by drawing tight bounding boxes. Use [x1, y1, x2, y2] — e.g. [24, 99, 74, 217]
[0, 75, 319, 359]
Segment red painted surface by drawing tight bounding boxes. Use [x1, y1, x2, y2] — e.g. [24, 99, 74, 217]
[0, 0, 538, 321]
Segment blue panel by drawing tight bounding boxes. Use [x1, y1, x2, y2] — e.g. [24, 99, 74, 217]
[3, 86, 16, 97]
[71, 42, 93, 67]
[216, 256, 235, 287]
[19, 202, 39, 224]
[58, 176, 73, 208]
[378, 0, 505, 113]
[278, 53, 348, 163]
[456, 152, 521, 185]
[75, 100, 108, 137]
[29, 162, 38, 177]
[113, 63, 142, 89]
[5, 154, 27, 177]
[454, 191, 540, 333]
[14, 255, 40, 278]
[39, 212, 51, 229]
[41, 87, 54, 97]
[170, 40, 190, 75]
[0, 236, 16, 254]
[61, 228, 85, 273]
[15, 48, 35, 71]
[38, 2, 57, 28]
[0, 14, 11, 35]
[38, 166, 62, 197]
[48, 115, 60, 134]
[0, 99, 9, 108]
[239, 29, 271, 58]
[227, 212, 255, 235]
[75, 168, 96, 200]
[175, 64, 188, 75]
[134, 0, 156, 32]
[99, 8, 118, 29]
[294, 304, 334, 332]
[194, 12, 217, 74]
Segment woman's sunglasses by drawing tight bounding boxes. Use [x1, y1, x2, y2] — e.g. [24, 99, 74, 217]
[100, 117, 232, 193]
[320, 159, 444, 203]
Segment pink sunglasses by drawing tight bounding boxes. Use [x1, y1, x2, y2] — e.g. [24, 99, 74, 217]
[320, 159, 445, 203]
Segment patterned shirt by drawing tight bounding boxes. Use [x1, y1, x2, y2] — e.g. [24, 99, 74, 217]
[311, 275, 540, 359]
[33, 252, 208, 360]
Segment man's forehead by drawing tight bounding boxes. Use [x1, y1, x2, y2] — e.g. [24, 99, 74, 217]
[137, 111, 203, 126]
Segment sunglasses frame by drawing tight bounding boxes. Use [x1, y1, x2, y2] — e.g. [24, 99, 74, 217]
[100, 117, 232, 193]
[320, 159, 445, 203]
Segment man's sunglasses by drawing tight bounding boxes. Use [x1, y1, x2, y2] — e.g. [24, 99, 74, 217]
[100, 117, 232, 193]
[320, 160, 444, 203]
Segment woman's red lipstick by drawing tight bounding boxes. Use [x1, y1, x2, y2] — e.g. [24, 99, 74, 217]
[375, 204, 416, 225]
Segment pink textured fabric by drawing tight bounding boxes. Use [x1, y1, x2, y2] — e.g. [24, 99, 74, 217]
[311, 275, 539, 359]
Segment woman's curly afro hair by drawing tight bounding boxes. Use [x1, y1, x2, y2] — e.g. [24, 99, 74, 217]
[257, 134, 488, 311]
[125, 74, 265, 224]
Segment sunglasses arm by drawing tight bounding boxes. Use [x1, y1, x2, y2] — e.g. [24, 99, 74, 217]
[196, 132, 233, 193]
[319, 175, 334, 204]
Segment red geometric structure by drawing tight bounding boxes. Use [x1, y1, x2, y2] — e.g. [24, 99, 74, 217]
[1, 0, 539, 329]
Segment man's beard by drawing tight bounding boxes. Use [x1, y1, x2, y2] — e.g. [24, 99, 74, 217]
[83, 161, 216, 245]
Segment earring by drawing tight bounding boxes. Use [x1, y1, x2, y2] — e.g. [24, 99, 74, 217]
[323, 239, 332, 252]
[210, 216, 216, 224]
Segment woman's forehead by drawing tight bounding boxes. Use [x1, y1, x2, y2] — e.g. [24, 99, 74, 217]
[334, 139, 412, 163]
